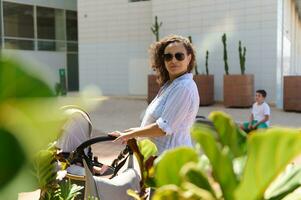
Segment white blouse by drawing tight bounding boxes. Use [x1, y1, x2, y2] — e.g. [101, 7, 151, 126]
[141, 73, 199, 155]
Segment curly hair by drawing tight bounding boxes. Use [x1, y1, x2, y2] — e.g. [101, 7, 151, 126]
[149, 35, 196, 86]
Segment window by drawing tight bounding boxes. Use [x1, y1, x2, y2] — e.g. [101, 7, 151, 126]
[2, 2, 78, 52]
[37, 7, 65, 51]
[4, 39, 34, 50]
[3, 2, 34, 50]
[3, 2, 34, 38]
[66, 10, 78, 52]
[37, 7, 55, 39]
[66, 10, 78, 41]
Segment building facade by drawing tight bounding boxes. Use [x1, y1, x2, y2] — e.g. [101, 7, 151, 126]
[0, 0, 78, 91]
[78, 0, 301, 108]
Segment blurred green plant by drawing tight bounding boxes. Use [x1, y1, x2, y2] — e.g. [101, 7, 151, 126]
[34, 147, 83, 200]
[0, 57, 86, 199]
[149, 111, 301, 200]
[127, 139, 158, 200]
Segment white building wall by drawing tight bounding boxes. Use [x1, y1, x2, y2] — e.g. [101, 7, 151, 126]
[78, 0, 152, 95]
[152, 0, 278, 103]
[2, 49, 66, 87]
[78, 0, 301, 105]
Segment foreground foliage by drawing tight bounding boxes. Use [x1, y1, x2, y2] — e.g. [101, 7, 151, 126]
[151, 112, 301, 200]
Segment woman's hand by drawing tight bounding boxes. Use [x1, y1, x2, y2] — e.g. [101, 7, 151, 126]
[108, 130, 135, 144]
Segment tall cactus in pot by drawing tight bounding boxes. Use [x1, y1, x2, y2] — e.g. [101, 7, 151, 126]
[188, 36, 199, 75]
[151, 16, 162, 42]
[222, 33, 229, 75]
[238, 41, 246, 75]
[205, 50, 209, 75]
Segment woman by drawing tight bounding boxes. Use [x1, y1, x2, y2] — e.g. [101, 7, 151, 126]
[110, 35, 199, 155]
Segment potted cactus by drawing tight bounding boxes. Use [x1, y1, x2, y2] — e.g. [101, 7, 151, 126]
[189, 36, 214, 106]
[147, 16, 162, 104]
[283, 75, 301, 111]
[223, 34, 254, 107]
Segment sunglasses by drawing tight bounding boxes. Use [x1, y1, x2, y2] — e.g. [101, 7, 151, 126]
[163, 52, 186, 62]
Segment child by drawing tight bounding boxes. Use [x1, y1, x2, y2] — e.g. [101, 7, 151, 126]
[241, 90, 270, 132]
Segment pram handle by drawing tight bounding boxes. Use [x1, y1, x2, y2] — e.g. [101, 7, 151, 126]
[68, 135, 117, 167]
[75, 135, 117, 153]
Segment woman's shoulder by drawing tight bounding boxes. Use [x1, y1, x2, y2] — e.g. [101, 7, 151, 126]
[175, 78, 197, 91]
[171, 78, 198, 98]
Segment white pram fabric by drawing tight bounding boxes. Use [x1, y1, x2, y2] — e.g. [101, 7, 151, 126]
[56, 108, 92, 153]
[84, 155, 141, 200]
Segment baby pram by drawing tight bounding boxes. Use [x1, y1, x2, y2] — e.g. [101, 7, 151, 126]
[56, 106, 144, 200]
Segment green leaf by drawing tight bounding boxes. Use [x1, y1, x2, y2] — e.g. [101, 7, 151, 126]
[0, 58, 54, 101]
[180, 162, 216, 198]
[282, 187, 301, 200]
[265, 165, 301, 200]
[58, 179, 83, 200]
[127, 189, 142, 200]
[1, 100, 67, 157]
[154, 147, 199, 187]
[0, 57, 93, 198]
[137, 139, 158, 162]
[33, 150, 56, 191]
[0, 128, 26, 189]
[152, 185, 183, 200]
[181, 182, 216, 200]
[209, 111, 247, 157]
[191, 123, 238, 200]
[235, 128, 301, 200]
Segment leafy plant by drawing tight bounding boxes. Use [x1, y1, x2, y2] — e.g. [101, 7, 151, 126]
[205, 50, 209, 75]
[56, 179, 83, 200]
[127, 139, 158, 200]
[238, 41, 246, 75]
[33, 149, 57, 198]
[151, 16, 162, 42]
[33, 144, 83, 200]
[222, 33, 229, 75]
[188, 36, 199, 75]
[0, 57, 90, 199]
[151, 111, 301, 200]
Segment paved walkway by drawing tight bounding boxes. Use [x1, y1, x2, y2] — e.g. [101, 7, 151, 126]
[89, 96, 301, 165]
[90, 96, 301, 133]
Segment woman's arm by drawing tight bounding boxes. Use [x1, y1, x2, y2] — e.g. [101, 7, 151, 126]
[109, 123, 165, 144]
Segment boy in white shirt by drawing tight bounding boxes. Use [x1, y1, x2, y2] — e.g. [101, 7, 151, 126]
[241, 90, 270, 132]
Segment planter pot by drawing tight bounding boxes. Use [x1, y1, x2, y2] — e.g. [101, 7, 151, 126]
[283, 76, 301, 111]
[194, 75, 214, 106]
[223, 74, 254, 107]
[147, 74, 160, 104]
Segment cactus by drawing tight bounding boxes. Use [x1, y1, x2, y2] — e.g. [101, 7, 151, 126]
[151, 16, 162, 42]
[205, 50, 209, 75]
[238, 41, 246, 75]
[222, 33, 229, 75]
[188, 36, 199, 75]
